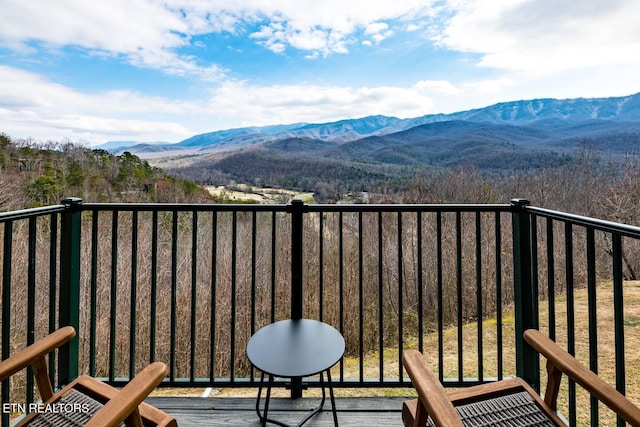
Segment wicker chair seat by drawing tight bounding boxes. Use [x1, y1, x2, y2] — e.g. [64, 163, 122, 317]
[426, 391, 555, 427]
[28, 389, 123, 427]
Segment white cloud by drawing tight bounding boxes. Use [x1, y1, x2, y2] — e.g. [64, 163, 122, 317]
[1, 0, 438, 70]
[250, 21, 342, 55]
[4, 60, 640, 146]
[0, 0, 229, 80]
[4, 0, 639, 83]
[240, 1, 434, 54]
[0, 66, 194, 143]
[364, 22, 393, 44]
[2, 1, 191, 54]
[437, 0, 640, 76]
[202, 80, 447, 125]
[414, 80, 465, 95]
[0, 64, 467, 143]
[365, 23, 389, 35]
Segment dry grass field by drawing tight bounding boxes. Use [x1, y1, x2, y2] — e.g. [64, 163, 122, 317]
[205, 184, 314, 204]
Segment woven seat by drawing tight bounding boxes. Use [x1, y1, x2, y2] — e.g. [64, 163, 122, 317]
[0, 326, 177, 427]
[27, 389, 115, 427]
[402, 329, 640, 427]
[425, 390, 555, 427]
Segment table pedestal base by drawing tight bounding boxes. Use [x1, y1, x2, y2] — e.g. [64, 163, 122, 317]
[255, 370, 338, 427]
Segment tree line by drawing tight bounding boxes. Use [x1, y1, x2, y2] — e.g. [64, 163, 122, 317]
[0, 133, 210, 210]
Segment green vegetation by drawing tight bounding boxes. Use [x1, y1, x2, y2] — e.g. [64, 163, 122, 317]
[0, 133, 210, 210]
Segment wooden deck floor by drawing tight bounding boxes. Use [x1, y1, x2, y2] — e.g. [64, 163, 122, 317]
[146, 396, 407, 426]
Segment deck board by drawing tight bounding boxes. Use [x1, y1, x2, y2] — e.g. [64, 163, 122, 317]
[146, 397, 406, 426]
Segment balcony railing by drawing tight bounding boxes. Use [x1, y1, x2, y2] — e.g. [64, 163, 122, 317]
[1, 198, 640, 426]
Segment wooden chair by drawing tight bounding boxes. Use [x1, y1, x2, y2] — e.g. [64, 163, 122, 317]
[402, 329, 640, 427]
[0, 326, 177, 427]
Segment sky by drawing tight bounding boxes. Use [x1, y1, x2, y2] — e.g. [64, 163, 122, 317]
[1, 0, 640, 146]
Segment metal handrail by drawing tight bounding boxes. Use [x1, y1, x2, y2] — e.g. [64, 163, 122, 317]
[525, 205, 640, 238]
[0, 204, 65, 222]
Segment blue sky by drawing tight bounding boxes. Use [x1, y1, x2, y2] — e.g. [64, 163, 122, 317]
[1, 0, 640, 145]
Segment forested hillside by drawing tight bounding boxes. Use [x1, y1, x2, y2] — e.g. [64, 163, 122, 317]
[390, 148, 640, 227]
[4, 131, 640, 230]
[162, 119, 640, 201]
[0, 134, 210, 211]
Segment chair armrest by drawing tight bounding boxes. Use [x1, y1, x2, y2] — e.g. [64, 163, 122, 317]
[84, 362, 168, 427]
[524, 329, 640, 426]
[402, 350, 463, 427]
[72, 375, 176, 427]
[0, 326, 75, 381]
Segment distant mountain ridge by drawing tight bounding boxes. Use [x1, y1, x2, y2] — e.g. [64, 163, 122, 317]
[136, 91, 640, 193]
[443, 94, 640, 123]
[108, 92, 640, 154]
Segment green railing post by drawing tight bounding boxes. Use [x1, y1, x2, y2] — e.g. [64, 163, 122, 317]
[511, 198, 540, 391]
[58, 197, 82, 385]
[2, 221, 13, 427]
[289, 199, 305, 398]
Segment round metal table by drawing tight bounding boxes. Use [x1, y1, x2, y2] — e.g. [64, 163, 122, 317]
[246, 319, 345, 427]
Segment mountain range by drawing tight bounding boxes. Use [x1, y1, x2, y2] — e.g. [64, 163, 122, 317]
[106, 92, 640, 155]
[107, 92, 640, 191]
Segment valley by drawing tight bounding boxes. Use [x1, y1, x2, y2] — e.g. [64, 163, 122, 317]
[126, 93, 640, 204]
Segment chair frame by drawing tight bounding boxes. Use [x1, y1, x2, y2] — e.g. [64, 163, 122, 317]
[402, 329, 640, 427]
[0, 326, 176, 427]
